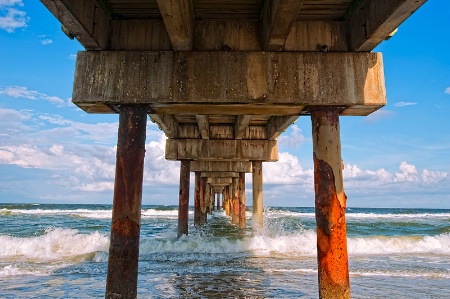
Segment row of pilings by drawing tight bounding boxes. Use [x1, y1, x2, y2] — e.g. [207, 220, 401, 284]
[105, 106, 349, 299]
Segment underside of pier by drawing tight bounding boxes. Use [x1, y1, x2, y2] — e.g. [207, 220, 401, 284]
[40, 0, 426, 298]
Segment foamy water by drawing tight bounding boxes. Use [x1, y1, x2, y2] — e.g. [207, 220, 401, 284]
[0, 204, 449, 298]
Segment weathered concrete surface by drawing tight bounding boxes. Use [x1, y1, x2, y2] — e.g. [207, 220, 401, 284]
[106, 106, 147, 299]
[252, 161, 263, 230]
[201, 172, 238, 178]
[177, 160, 190, 238]
[207, 177, 233, 185]
[311, 108, 349, 299]
[165, 139, 278, 162]
[191, 161, 252, 173]
[73, 51, 386, 116]
[238, 172, 246, 229]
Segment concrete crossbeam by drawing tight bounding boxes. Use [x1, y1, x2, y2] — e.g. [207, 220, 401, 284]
[191, 161, 252, 173]
[201, 172, 238, 178]
[207, 178, 232, 185]
[73, 51, 386, 116]
[165, 139, 278, 162]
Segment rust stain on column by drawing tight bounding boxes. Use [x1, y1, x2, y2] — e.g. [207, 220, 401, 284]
[177, 160, 190, 238]
[252, 161, 263, 230]
[238, 172, 246, 229]
[200, 177, 208, 224]
[216, 192, 220, 210]
[232, 177, 239, 224]
[106, 105, 147, 299]
[194, 171, 202, 226]
[311, 108, 350, 299]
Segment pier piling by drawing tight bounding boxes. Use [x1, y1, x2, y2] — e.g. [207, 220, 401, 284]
[177, 160, 190, 238]
[311, 108, 350, 299]
[106, 106, 147, 299]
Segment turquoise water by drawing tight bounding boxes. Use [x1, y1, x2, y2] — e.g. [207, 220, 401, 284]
[0, 204, 449, 298]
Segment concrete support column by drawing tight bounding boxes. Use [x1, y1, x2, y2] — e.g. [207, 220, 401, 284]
[225, 186, 230, 216]
[177, 160, 190, 238]
[238, 172, 246, 229]
[231, 177, 239, 224]
[106, 106, 147, 299]
[311, 108, 350, 299]
[207, 184, 213, 214]
[252, 161, 263, 230]
[222, 188, 226, 210]
[216, 192, 220, 210]
[197, 177, 207, 225]
[194, 171, 202, 226]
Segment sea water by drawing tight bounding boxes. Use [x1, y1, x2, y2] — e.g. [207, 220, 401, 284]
[0, 204, 449, 298]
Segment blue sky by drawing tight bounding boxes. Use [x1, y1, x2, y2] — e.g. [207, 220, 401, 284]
[1, 1, 449, 208]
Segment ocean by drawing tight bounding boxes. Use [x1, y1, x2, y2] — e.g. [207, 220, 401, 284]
[0, 204, 449, 298]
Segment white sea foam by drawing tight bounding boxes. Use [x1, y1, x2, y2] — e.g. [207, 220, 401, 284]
[139, 231, 450, 257]
[0, 228, 109, 262]
[0, 208, 112, 219]
[141, 209, 184, 218]
[348, 233, 450, 255]
[0, 265, 47, 277]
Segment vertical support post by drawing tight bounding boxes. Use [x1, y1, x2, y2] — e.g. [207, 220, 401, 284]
[225, 186, 230, 216]
[222, 187, 226, 210]
[231, 177, 239, 224]
[207, 184, 213, 214]
[200, 177, 208, 224]
[106, 106, 147, 299]
[177, 160, 190, 238]
[238, 172, 246, 229]
[311, 108, 350, 299]
[252, 161, 263, 230]
[194, 171, 202, 226]
[216, 192, 220, 210]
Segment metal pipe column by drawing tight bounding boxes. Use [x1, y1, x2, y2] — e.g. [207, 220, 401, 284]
[311, 108, 350, 299]
[106, 106, 147, 299]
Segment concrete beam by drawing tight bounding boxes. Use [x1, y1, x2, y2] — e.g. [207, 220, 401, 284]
[149, 114, 178, 138]
[191, 161, 252, 173]
[73, 51, 386, 116]
[40, 0, 109, 50]
[196, 115, 210, 139]
[156, 0, 194, 50]
[347, 0, 427, 51]
[201, 172, 239, 178]
[207, 178, 233, 185]
[261, 0, 304, 51]
[235, 115, 252, 140]
[267, 115, 299, 140]
[165, 139, 278, 162]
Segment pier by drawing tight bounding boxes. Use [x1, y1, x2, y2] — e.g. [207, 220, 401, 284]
[40, 0, 427, 298]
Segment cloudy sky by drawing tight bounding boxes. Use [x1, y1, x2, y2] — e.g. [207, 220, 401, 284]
[1, 1, 449, 208]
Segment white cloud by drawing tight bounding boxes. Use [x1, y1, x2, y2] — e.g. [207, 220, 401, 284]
[278, 125, 307, 148]
[445, 87, 450, 94]
[264, 152, 313, 186]
[40, 39, 53, 45]
[0, 1, 28, 33]
[0, 86, 65, 106]
[68, 54, 77, 60]
[395, 102, 417, 107]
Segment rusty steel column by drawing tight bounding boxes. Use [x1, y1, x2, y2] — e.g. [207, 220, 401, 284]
[200, 177, 208, 224]
[194, 171, 202, 226]
[231, 177, 239, 224]
[222, 187, 227, 210]
[177, 160, 190, 238]
[225, 186, 230, 216]
[238, 172, 246, 229]
[106, 105, 147, 299]
[311, 108, 350, 299]
[216, 192, 220, 210]
[252, 161, 263, 230]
